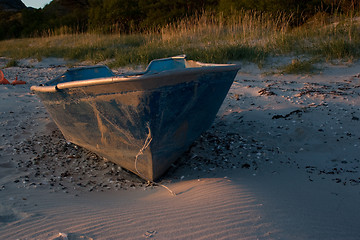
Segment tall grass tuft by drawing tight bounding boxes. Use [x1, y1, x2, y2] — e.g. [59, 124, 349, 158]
[280, 59, 318, 74]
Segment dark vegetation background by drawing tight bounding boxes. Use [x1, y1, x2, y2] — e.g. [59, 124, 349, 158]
[0, 0, 358, 40]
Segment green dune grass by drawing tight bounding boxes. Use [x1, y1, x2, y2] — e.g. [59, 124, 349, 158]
[0, 10, 359, 70]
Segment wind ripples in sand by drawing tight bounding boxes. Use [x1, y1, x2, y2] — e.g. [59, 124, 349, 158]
[0, 178, 275, 240]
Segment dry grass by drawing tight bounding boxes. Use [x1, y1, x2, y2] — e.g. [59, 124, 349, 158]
[0, 10, 359, 68]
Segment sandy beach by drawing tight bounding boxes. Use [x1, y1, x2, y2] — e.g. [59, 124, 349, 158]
[1, 57, 360, 239]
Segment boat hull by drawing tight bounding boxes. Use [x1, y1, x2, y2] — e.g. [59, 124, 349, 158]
[34, 65, 239, 181]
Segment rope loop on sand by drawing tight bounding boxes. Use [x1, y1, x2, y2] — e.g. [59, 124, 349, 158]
[135, 122, 176, 196]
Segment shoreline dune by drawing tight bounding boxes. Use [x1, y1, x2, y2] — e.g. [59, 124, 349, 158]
[1, 58, 360, 239]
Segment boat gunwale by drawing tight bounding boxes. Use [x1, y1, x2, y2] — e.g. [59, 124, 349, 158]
[30, 64, 240, 93]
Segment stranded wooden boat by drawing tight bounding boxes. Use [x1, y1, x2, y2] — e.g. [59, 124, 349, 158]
[31, 56, 240, 181]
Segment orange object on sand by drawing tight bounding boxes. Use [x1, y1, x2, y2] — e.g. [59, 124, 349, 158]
[11, 76, 26, 85]
[0, 70, 10, 84]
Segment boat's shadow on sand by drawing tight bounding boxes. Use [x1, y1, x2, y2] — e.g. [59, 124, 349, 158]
[161, 110, 265, 182]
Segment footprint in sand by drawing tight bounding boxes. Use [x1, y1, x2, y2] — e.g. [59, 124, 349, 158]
[0, 204, 28, 224]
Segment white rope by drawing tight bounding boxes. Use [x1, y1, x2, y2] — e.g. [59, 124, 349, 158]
[135, 122, 176, 196]
[135, 122, 153, 167]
